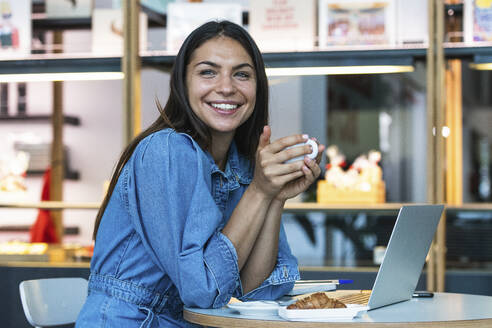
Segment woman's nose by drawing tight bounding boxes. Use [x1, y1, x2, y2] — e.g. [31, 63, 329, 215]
[216, 75, 235, 95]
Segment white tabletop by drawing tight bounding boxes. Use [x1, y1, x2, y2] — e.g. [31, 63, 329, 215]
[184, 293, 492, 327]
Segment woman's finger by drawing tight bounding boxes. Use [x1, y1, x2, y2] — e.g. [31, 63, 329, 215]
[302, 162, 315, 180]
[304, 157, 321, 179]
[263, 161, 305, 177]
[275, 170, 305, 185]
[277, 144, 314, 163]
[266, 134, 309, 154]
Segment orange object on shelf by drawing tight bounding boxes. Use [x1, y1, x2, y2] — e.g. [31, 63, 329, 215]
[317, 180, 386, 204]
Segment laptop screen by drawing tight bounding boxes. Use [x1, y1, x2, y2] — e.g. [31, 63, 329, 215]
[367, 205, 444, 310]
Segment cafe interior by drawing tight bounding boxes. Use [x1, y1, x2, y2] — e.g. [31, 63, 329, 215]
[1, 0, 492, 326]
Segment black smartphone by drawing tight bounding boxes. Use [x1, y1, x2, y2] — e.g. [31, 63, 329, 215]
[412, 291, 434, 298]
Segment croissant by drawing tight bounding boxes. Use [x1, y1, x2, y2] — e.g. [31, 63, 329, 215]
[287, 292, 347, 309]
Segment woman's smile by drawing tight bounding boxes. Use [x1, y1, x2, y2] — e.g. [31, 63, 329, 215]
[208, 101, 241, 114]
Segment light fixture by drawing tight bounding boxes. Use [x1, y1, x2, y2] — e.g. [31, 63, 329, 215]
[262, 49, 419, 77]
[0, 72, 124, 82]
[265, 65, 414, 76]
[469, 62, 492, 70]
[469, 55, 492, 70]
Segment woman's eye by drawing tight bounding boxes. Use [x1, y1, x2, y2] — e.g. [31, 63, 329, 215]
[235, 71, 251, 80]
[199, 69, 216, 77]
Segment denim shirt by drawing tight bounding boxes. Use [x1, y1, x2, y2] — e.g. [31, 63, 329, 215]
[76, 129, 299, 328]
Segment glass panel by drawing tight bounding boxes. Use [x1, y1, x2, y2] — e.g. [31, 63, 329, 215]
[447, 60, 492, 271]
[284, 210, 399, 267]
[324, 62, 428, 203]
[462, 63, 492, 203]
[446, 209, 492, 269]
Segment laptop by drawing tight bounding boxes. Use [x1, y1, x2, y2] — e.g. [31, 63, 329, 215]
[336, 204, 444, 310]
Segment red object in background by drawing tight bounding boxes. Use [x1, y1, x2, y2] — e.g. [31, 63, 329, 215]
[30, 168, 59, 243]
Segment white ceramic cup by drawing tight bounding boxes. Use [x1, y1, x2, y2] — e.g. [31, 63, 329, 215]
[284, 139, 318, 164]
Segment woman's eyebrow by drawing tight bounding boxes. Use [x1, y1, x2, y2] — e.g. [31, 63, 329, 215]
[195, 60, 219, 68]
[194, 61, 254, 70]
[234, 63, 254, 70]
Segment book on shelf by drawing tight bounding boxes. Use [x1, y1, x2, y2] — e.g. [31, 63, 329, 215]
[318, 0, 396, 47]
[46, 0, 93, 18]
[474, 0, 492, 41]
[0, 0, 31, 58]
[464, 0, 492, 42]
[166, 2, 242, 53]
[91, 8, 148, 56]
[249, 0, 317, 52]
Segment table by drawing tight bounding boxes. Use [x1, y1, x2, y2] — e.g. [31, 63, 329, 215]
[184, 292, 492, 327]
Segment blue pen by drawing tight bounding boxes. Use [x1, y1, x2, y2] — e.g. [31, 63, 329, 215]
[296, 279, 353, 285]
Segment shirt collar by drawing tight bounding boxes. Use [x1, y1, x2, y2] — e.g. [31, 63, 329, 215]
[206, 141, 253, 184]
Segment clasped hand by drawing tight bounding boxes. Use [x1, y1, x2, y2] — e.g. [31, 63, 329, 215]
[251, 126, 325, 202]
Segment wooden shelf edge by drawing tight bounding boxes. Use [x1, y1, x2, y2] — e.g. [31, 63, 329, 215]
[0, 201, 100, 210]
[0, 201, 490, 211]
[447, 203, 492, 211]
[284, 202, 492, 212]
[27, 169, 80, 180]
[0, 261, 90, 268]
[0, 114, 80, 126]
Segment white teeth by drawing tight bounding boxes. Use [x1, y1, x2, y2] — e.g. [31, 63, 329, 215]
[211, 103, 238, 110]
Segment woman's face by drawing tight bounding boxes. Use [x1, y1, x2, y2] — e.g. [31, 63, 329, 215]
[186, 36, 257, 142]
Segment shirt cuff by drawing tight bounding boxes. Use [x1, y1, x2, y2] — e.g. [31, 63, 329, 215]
[203, 231, 240, 308]
[236, 259, 300, 301]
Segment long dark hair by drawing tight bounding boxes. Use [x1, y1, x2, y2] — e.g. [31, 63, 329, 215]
[93, 20, 269, 239]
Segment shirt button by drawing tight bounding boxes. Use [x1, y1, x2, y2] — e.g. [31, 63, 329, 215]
[282, 266, 288, 278]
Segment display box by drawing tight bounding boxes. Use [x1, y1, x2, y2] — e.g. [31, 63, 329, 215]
[317, 180, 386, 204]
[92, 9, 148, 55]
[464, 0, 492, 42]
[318, 0, 396, 47]
[0, 0, 30, 58]
[46, 0, 92, 18]
[395, 0, 427, 44]
[166, 2, 242, 53]
[249, 0, 317, 52]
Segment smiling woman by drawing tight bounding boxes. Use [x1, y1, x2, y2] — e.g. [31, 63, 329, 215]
[75, 21, 324, 328]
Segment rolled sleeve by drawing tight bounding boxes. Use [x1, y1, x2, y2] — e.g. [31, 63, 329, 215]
[203, 232, 241, 307]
